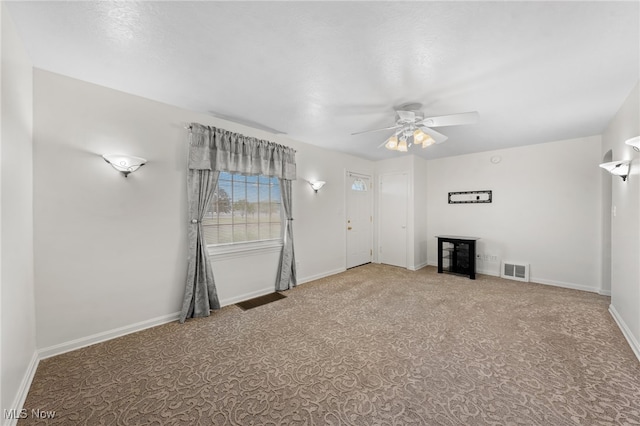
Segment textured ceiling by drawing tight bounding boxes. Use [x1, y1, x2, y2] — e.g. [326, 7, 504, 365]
[6, 1, 640, 160]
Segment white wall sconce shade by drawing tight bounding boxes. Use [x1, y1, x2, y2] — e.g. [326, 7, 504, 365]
[625, 136, 640, 152]
[102, 154, 147, 177]
[309, 181, 326, 193]
[599, 160, 631, 182]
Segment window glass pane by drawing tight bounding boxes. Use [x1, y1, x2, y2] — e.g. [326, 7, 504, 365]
[202, 225, 218, 245]
[232, 225, 247, 243]
[258, 185, 270, 203]
[245, 175, 258, 183]
[232, 180, 247, 221]
[270, 202, 281, 222]
[270, 223, 282, 239]
[218, 225, 233, 244]
[246, 181, 259, 223]
[351, 179, 367, 191]
[246, 224, 260, 241]
[271, 182, 281, 201]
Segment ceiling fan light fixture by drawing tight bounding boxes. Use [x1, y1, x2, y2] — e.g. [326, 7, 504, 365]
[422, 135, 436, 148]
[397, 138, 408, 152]
[413, 128, 427, 143]
[385, 136, 398, 150]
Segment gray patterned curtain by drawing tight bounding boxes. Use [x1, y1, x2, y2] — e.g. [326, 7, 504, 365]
[276, 179, 296, 291]
[180, 123, 296, 322]
[179, 169, 220, 323]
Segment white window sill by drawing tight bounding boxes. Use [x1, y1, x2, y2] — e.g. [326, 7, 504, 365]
[207, 239, 283, 261]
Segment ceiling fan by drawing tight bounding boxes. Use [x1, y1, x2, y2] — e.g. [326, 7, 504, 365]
[351, 103, 479, 152]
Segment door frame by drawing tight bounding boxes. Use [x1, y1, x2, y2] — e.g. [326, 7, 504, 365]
[344, 170, 374, 270]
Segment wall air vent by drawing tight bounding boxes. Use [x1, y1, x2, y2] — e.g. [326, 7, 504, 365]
[501, 261, 530, 282]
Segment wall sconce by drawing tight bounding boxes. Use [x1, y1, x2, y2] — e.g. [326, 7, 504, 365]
[102, 154, 147, 177]
[599, 160, 631, 182]
[625, 136, 640, 152]
[309, 181, 326, 193]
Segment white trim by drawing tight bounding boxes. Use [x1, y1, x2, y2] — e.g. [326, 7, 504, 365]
[609, 304, 640, 362]
[598, 289, 612, 296]
[529, 277, 600, 294]
[408, 261, 429, 271]
[38, 311, 180, 360]
[475, 268, 500, 277]
[4, 351, 39, 426]
[219, 287, 275, 307]
[428, 261, 601, 293]
[298, 267, 347, 285]
[208, 239, 282, 261]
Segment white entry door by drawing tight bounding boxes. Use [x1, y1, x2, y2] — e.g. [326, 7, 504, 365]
[346, 172, 373, 269]
[379, 172, 408, 268]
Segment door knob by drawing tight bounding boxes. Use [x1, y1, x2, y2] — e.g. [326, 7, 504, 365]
[347, 227, 352, 230]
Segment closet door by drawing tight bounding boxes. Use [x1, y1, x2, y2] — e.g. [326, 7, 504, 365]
[379, 172, 408, 268]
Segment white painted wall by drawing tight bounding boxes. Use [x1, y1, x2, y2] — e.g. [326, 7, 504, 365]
[427, 136, 603, 292]
[1, 2, 37, 418]
[602, 82, 640, 359]
[32, 70, 373, 354]
[289, 138, 373, 281]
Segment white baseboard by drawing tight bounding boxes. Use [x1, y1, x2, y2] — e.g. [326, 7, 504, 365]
[428, 261, 601, 294]
[38, 311, 180, 360]
[530, 277, 599, 294]
[599, 289, 612, 296]
[609, 304, 640, 363]
[476, 268, 500, 277]
[219, 287, 275, 307]
[3, 351, 39, 426]
[409, 261, 429, 271]
[298, 267, 346, 285]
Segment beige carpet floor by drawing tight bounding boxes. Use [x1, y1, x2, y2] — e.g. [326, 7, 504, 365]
[20, 264, 640, 425]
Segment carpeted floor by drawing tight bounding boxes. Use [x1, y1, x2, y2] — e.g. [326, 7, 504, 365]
[20, 264, 640, 425]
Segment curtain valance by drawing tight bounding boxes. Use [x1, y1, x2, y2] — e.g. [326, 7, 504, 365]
[188, 123, 296, 180]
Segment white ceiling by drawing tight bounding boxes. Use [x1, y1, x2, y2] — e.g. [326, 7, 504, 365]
[6, 1, 640, 161]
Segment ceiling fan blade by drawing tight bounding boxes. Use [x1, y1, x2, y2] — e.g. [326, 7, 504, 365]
[419, 126, 449, 144]
[420, 111, 479, 128]
[351, 124, 400, 136]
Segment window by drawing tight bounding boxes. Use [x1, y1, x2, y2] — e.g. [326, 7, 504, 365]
[351, 178, 368, 192]
[203, 172, 282, 245]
